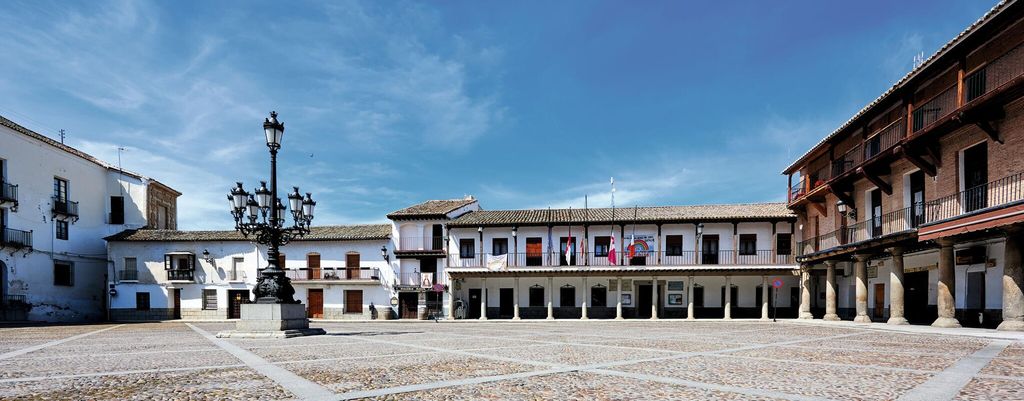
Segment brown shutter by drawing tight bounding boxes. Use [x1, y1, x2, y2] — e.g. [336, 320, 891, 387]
[345, 290, 363, 314]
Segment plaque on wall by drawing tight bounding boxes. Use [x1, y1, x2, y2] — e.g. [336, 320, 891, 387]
[668, 293, 684, 305]
[621, 279, 633, 288]
[867, 266, 878, 279]
[667, 281, 684, 291]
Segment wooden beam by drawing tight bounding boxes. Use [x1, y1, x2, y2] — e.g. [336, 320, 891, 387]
[925, 143, 942, 168]
[811, 202, 828, 217]
[857, 166, 892, 195]
[976, 120, 1002, 144]
[896, 145, 937, 177]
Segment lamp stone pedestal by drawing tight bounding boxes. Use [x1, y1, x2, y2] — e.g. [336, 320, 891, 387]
[216, 303, 325, 339]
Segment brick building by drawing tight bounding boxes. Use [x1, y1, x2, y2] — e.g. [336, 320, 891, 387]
[785, 0, 1024, 331]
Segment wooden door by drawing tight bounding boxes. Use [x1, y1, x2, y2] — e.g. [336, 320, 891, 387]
[871, 190, 883, 237]
[964, 142, 988, 212]
[526, 238, 543, 266]
[307, 289, 323, 318]
[400, 292, 419, 319]
[873, 283, 885, 319]
[307, 254, 321, 280]
[467, 289, 481, 319]
[228, 290, 247, 319]
[499, 288, 514, 317]
[346, 253, 360, 279]
[172, 289, 181, 319]
[345, 290, 363, 315]
[701, 235, 719, 264]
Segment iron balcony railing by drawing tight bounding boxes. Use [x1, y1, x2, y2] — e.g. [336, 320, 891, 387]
[166, 270, 194, 281]
[912, 84, 958, 133]
[789, 163, 831, 204]
[1, 294, 28, 310]
[0, 181, 17, 204]
[831, 143, 863, 178]
[284, 267, 380, 281]
[51, 197, 79, 217]
[118, 269, 139, 281]
[448, 250, 794, 268]
[924, 171, 1024, 224]
[397, 236, 445, 252]
[797, 205, 922, 257]
[1, 227, 32, 250]
[863, 119, 905, 160]
[396, 272, 439, 287]
[964, 41, 1024, 104]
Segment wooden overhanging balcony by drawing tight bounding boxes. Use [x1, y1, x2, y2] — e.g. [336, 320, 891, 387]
[284, 267, 380, 282]
[166, 269, 194, 281]
[0, 227, 32, 251]
[448, 250, 794, 269]
[789, 41, 1024, 209]
[0, 181, 18, 211]
[797, 205, 921, 260]
[918, 171, 1024, 241]
[51, 197, 79, 221]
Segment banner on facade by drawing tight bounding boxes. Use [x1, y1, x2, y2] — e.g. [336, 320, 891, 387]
[627, 234, 656, 257]
[486, 254, 508, 270]
[420, 273, 434, 288]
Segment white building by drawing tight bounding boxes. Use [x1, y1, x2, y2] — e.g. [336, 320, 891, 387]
[105, 225, 393, 320]
[0, 115, 179, 322]
[107, 197, 802, 321]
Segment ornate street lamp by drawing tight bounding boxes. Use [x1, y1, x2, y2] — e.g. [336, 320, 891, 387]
[228, 111, 315, 304]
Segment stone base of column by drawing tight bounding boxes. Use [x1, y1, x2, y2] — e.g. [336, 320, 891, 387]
[997, 319, 1024, 331]
[686, 315, 695, 321]
[798, 312, 813, 320]
[478, 316, 488, 320]
[931, 317, 961, 328]
[759, 317, 770, 321]
[887, 317, 909, 325]
[853, 315, 871, 323]
[823, 313, 840, 321]
[614, 316, 624, 320]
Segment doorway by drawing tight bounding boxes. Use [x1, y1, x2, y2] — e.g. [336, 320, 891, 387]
[873, 283, 885, 320]
[307, 253, 321, 280]
[467, 289, 482, 319]
[904, 271, 931, 324]
[966, 271, 986, 327]
[499, 288, 514, 318]
[307, 289, 323, 319]
[871, 189, 883, 237]
[591, 286, 607, 307]
[346, 253, 360, 280]
[963, 142, 988, 212]
[637, 284, 659, 318]
[400, 292, 420, 319]
[227, 289, 248, 319]
[171, 288, 181, 319]
[526, 238, 543, 266]
[702, 235, 720, 264]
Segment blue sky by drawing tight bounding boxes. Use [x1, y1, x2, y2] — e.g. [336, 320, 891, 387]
[0, 1, 997, 229]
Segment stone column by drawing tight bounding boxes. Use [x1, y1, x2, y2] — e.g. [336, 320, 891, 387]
[687, 276, 696, 320]
[723, 275, 732, 320]
[513, 277, 521, 320]
[933, 239, 960, 328]
[999, 228, 1024, 331]
[761, 275, 769, 320]
[853, 254, 870, 323]
[650, 277, 659, 320]
[887, 247, 908, 325]
[615, 277, 624, 320]
[581, 276, 589, 320]
[798, 264, 813, 319]
[479, 277, 488, 320]
[546, 277, 555, 320]
[447, 283, 456, 320]
[824, 260, 839, 321]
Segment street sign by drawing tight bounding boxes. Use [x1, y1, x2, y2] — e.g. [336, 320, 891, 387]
[772, 278, 783, 289]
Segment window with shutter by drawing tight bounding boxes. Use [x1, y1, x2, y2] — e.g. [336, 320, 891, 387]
[203, 289, 218, 310]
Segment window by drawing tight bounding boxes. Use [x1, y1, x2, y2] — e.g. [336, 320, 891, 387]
[157, 206, 169, 229]
[203, 289, 218, 310]
[666, 235, 683, 256]
[54, 262, 73, 286]
[122, 257, 138, 281]
[55, 220, 68, 240]
[594, 236, 610, 257]
[136, 292, 150, 311]
[776, 233, 792, 255]
[526, 237, 543, 266]
[53, 177, 68, 202]
[492, 238, 508, 256]
[739, 234, 757, 255]
[345, 290, 363, 314]
[110, 196, 125, 224]
[529, 286, 544, 307]
[231, 257, 244, 281]
[459, 238, 475, 258]
[164, 254, 196, 281]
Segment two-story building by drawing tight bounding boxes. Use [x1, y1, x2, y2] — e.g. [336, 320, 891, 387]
[443, 203, 799, 320]
[785, 0, 1024, 331]
[0, 115, 179, 322]
[105, 225, 393, 321]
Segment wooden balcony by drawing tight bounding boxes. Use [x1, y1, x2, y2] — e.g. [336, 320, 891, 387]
[0, 227, 32, 251]
[448, 250, 794, 269]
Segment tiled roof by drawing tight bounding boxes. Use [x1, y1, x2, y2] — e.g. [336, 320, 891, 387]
[386, 198, 477, 219]
[105, 224, 391, 242]
[448, 202, 794, 227]
[781, 0, 1012, 174]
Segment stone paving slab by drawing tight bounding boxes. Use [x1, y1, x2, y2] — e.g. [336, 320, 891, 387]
[955, 377, 1024, 400]
[0, 367, 292, 400]
[728, 345, 958, 371]
[364, 371, 791, 401]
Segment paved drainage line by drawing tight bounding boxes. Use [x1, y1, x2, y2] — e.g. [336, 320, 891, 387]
[896, 339, 1011, 401]
[0, 364, 246, 384]
[0, 324, 125, 361]
[186, 324, 336, 401]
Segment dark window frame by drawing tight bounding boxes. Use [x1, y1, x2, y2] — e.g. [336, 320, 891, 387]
[56, 220, 69, 240]
[136, 292, 150, 311]
[53, 261, 73, 286]
[776, 233, 793, 255]
[528, 286, 544, 307]
[110, 196, 125, 225]
[739, 234, 757, 256]
[594, 236, 610, 257]
[459, 238, 475, 258]
[202, 289, 218, 310]
[665, 235, 683, 256]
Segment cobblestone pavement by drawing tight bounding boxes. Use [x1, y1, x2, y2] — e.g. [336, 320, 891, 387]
[0, 320, 1022, 400]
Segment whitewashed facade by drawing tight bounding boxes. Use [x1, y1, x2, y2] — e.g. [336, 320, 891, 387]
[0, 116, 178, 322]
